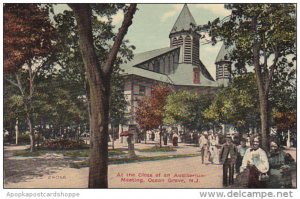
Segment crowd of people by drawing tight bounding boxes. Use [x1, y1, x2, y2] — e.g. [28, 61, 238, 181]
[198, 131, 295, 188]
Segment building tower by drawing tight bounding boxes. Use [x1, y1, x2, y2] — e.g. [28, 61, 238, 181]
[169, 4, 200, 66]
[215, 44, 232, 87]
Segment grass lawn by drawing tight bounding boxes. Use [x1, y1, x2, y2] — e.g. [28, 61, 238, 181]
[13, 150, 47, 157]
[136, 146, 177, 152]
[69, 154, 200, 169]
[11, 147, 200, 169]
[13, 148, 126, 158]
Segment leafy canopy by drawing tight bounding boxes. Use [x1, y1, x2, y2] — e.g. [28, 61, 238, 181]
[136, 84, 172, 130]
[4, 4, 56, 73]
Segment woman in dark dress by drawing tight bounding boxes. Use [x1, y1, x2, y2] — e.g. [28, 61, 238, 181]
[268, 138, 295, 188]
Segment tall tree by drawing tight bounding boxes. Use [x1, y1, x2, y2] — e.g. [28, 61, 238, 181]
[136, 84, 172, 145]
[53, 8, 132, 134]
[204, 74, 260, 133]
[164, 90, 214, 131]
[4, 4, 57, 151]
[68, 3, 137, 188]
[200, 4, 296, 150]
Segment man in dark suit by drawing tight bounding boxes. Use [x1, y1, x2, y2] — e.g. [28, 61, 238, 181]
[219, 135, 238, 187]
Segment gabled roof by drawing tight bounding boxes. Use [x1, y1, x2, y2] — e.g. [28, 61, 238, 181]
[122, 66, 172, 84]
[170, 4, 197, 34]
[215, 43, 232, 63]
[121, 48, 218, 87]
[120, 47, 180, 68]
[199, 60, 215, 81]
[168, 64, 218, 87]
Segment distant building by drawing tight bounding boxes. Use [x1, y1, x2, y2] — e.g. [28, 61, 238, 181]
[120, 4, 231, 135]
[215, 43, 232, 87]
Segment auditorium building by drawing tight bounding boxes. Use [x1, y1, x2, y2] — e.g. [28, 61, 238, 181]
[120, 4, 231, 134]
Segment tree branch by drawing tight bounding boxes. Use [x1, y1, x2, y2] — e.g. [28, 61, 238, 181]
[252, 16, 265, 96]
[15, 73, 26, 96]
[102, 4, 137, 75]
[32, 58, 48, 82]
[5, 77, 19, 88]
[264, 46, 279, 95]
[68, 3, 103, 88]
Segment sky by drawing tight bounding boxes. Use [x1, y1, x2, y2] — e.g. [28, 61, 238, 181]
[53, 3, 231, 80]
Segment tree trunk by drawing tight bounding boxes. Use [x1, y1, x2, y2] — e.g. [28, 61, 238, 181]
[287, 130, 291, 148]
[258, 93, 268, 151]
[252, 16, 269, 152]
[89, 89, 109, 188]
[69, 3, 136, 188]
[69, 4, 109, 188]
[27, 113, 35, 152]
[159, 125, 162, 148]
[15, 118, 19, 145]
[112, 125, 115, 150]
[37, 131, 41, 148]
[127, 136, 136, 158]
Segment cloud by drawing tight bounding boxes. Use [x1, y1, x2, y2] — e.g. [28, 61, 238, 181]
[160, 5, 182, 22]
[195, 4, 231, 17]
[111, 10, 124, 26]
[97, 10, 124, 26]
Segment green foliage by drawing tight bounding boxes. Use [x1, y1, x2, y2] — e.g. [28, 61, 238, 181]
[137, 146, 177, 152]
[269, 60, 296, 113]
[3, 5, 134, 138]
[17, 133, 31, 144]
[53, 6, 134, 126]
[40, 139, 87, 150]
[13, 150, 46, 157]
[164, 90, 214, 131]
[63, 150, 89, 158]
[3, 83, 27, 132]
[207, 4, 296, 67]
[199, 4, 296, 150]
[34, 75, 88, 129]
[204, 74, 260, 131]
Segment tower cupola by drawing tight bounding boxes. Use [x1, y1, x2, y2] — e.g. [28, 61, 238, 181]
[169, 4, 200, 66]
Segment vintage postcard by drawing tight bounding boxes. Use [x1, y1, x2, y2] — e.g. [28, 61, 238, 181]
[2, 3, 297, 193]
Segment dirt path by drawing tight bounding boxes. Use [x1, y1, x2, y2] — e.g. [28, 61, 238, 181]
[4, 144, 296, 188]
[5, 156, 223, 188]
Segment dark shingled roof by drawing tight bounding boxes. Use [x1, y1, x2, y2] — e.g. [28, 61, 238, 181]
[120, 47, 218, 87]
[170, 4, 197, 34]
[121, 47, 179, 68]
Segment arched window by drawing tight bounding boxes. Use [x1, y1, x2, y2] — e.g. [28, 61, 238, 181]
[184, 35, 192, 63]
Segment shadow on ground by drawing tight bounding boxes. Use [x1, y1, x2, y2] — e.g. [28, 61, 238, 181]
[4, 152, 83, 184]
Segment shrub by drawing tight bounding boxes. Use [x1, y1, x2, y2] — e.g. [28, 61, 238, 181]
[18, 133, 31, 144]
[41, 138, 87, 150]
[137, 145, 177, 152]
[4, 134, 12, 143]
[14, 132, 41, 144]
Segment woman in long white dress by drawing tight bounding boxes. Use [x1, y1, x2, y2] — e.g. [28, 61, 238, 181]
[209, 133, 220, 164]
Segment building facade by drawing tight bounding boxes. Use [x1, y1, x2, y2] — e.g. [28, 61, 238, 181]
[120, 4, 231, 135]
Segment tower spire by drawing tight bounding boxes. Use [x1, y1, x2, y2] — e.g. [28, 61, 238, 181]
[169, 4, 200, 66]
[170, 4, 197, 34]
